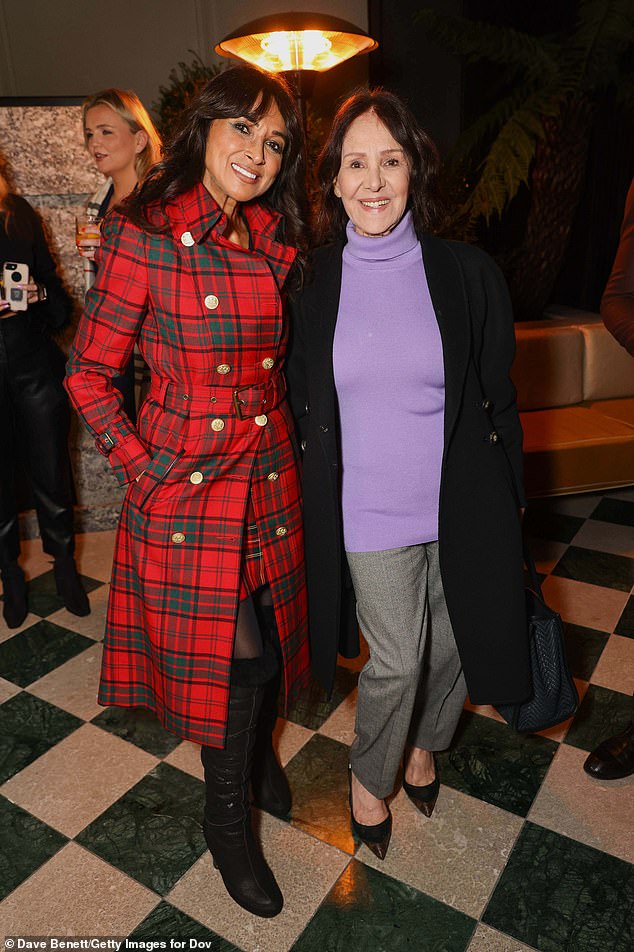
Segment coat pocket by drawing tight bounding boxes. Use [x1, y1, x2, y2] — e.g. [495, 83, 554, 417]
[130, 446, 185, 510]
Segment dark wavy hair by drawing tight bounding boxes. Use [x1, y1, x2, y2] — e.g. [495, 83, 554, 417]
[122, 64, 308, 257]
[316, 88, 444, 244]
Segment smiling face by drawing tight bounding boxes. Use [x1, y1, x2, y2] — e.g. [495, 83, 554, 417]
[202, 100, 287, 214]
[84, 104, 147, 180]
[334, 110, 410, 237]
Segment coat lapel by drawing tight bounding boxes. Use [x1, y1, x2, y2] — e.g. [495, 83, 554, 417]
[310, 242, 344, 412]
[421, 233, 472, 444]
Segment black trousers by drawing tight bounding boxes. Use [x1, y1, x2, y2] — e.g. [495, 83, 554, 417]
[0, 314, 74, 564]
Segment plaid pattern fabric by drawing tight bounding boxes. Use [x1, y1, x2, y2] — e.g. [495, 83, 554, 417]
[65, 183, 310, 747]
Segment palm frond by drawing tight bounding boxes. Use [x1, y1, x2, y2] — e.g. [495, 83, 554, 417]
[455, 102, 554, 228]
[415, 8, 557, 81]
[448, 84, 561, 168]
[567, 0, 634, 90]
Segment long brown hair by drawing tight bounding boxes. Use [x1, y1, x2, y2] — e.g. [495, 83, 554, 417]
[316, 88, 444, 244]
[0, 151, 22, 236]
[123, 64, 308, 257]
[82, 88, 162, 183]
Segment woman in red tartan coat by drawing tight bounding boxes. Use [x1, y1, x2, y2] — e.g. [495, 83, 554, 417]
[66, 66, 310, 918]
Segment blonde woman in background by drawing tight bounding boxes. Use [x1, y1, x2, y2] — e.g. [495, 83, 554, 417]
[78, 88, 162, 421]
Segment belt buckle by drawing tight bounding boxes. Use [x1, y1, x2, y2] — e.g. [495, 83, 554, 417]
[232, 384, 251, 421]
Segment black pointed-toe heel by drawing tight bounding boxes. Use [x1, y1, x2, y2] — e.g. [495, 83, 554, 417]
[348, 766, 392, 860]
[403, 769, 440, 818]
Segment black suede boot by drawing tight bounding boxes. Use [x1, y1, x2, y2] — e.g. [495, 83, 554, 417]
[1, 562, 27, 628]
[53, 555, 90, 617]
[251, 626, 292, 817]
[201, 660, 283, 918]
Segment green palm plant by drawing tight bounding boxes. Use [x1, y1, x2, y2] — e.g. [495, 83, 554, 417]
[416, 1, 634, 319]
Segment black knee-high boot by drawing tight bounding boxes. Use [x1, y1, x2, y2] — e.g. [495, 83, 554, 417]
[251, 610, 292, 817]
[201, 650, 283, 918]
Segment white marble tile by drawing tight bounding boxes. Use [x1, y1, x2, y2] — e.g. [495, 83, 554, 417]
[0, 675, 21, 704]
[74, 530, 117, 582]
[168, 813, 349, 952]
[0, 722, 158, 838]
[590, 634, 634, 694]
[362, 785, 524, 919]
[27, 642, 103, 720]
[529, 744, 634, 864]
[572, 519, 634, 558]
[468, 923, 537, 951]
[46, 583, 109, 641]
[319, 688, 357, 746]
[0, 842, 159, 935]
[541, 576, 629, 632]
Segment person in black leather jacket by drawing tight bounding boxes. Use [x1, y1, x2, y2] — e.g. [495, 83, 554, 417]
[0, 152, 89, 627]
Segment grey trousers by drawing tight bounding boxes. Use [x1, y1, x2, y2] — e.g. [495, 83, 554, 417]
[346, 541, 467, 799]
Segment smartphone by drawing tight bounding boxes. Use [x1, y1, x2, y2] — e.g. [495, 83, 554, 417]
[2, 261, 30, 311]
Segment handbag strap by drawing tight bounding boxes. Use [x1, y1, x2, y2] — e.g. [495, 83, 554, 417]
[523, 538, 544, 597]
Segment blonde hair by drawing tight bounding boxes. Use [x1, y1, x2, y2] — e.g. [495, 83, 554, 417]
[82, 88, 162, 182]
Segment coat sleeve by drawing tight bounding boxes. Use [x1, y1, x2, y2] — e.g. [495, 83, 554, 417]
[65, 211, 152, 485]
[475, 252, 526, 508]
[601, 178, 634, 357]
[29, 207, 73, 331]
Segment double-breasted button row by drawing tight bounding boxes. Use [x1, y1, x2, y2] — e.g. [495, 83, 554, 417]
[171, 532, 186, 544]
[262, 357, 274, 370]
[205, 294, 219, 310]
[211, 418, 225, 432]
[216, 363, 231, 375]
[267, 471, 279, 481]
[275, 526, 287, 537]
[190, 471, 203, 484]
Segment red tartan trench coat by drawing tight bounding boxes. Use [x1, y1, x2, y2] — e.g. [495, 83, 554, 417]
[65, 182, 310, 747]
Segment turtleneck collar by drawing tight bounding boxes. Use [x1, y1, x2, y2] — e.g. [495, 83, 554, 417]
[344, 208, 419, 262]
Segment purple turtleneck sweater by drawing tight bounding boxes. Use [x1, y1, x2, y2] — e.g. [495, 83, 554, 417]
[333, 211, 445, 552]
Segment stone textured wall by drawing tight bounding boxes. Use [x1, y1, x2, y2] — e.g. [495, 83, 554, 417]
[0, 105, 125, 532]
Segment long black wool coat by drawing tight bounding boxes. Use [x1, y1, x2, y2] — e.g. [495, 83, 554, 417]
[286, 231, 531, 705]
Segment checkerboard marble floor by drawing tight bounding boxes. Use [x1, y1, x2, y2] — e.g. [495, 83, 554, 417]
[1, 489, 633, 951]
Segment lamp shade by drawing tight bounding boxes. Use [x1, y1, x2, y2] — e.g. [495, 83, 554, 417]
[215, 12, 378, 73]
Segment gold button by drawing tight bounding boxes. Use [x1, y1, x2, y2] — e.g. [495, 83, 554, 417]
[254, 414, 268, 427]
[190, 471, 203, 484]
[211, 418, 225, 432]
[267, 472, 279, 481]
[204, 294, 219, 310]
[180, 231, 194, 247]
[171, 532, 186, 544]
[275, 526, 287, 537]
[262, 357, 274, 370]
[216, 363, 231, 375]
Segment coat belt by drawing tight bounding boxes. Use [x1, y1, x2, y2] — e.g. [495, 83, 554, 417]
[149, 373, 286, 420]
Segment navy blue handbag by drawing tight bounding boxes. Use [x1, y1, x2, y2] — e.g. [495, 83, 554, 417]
[495, 542, 579, 733]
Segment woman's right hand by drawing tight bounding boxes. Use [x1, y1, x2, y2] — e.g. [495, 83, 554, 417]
[76, 236, 100, 260]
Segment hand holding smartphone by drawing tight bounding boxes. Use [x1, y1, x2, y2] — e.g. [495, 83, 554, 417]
[1, 261, 30, 311]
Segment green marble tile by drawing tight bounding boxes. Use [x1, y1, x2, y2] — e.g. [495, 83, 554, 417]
[436, 711, 557, 817]
[286, 732, 356, 854]
[92, 706, 182, 757]
[76, 761, 206, 895]
[563, 623, 609, 680]
[25, 569, 104, 618]
[590, 497, 634, 528]
[615, 596, 634, 638]
[291, 859, 475, 952]
[127, 901, 240, 947]
[0, 795, 68, 901]
[285, 665, 358, 731]
[0, 692, 83, 784]
[564, 683, 633, 752]
[524, 509, 584, 543]
[0, 621, 94, 687]
[551, 546, 634, 593]
[482, 822, 634, 952]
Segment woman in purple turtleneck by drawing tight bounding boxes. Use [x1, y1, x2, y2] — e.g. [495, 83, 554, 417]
[287, 91, 529, 860]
